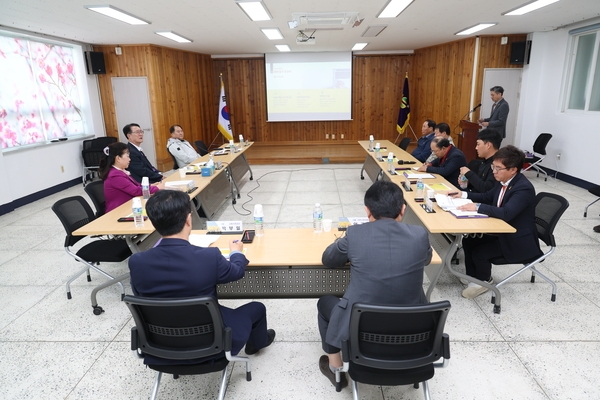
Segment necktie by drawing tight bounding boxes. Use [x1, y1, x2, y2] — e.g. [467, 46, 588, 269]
[497, 185, 507, 207]
[491, 103, 497, 114]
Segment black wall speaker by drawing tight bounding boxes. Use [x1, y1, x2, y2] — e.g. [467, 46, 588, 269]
[85, 51, 106, 74]
[510, 41, 531, 65]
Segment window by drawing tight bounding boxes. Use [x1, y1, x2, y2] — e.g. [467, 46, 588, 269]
[0, 34, 85, 149]
[566, 25, 600, 112]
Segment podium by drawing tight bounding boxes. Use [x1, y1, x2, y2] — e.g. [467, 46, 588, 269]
[458, 120, 480, 163]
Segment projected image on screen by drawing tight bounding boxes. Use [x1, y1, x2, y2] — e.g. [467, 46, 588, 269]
[265, 52, 352, 122]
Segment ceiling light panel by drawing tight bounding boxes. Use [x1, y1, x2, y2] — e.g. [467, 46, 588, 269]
[503, 0, 560, 16]
[352, 43, 368, 51]
[377, 0, 415, 18]
[155, 31, 192, 43]
[261, 28, 283, 40]
[236, 1, 272, 22]
[84, 5, 150, 25]
[276, 45, 291, 52]
[455, 23, 497, 35]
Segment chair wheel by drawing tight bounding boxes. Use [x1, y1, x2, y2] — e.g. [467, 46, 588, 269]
[247, 371, 252, 381]
[413, 383, 419, 389]
[87, 275, 92, 282]
[93, 306, 104, 315]
[361, 176, 365, 180]
[67, 292, 72, 300]
[530, 276, 536, 283]
[551, 294, 556, 302]
[173, 374, 180, 380]
[121, 293, 125, 301]
[249, 176, 253, 180]
[493, 305, 501, 314]
[232, 199, 237, 204]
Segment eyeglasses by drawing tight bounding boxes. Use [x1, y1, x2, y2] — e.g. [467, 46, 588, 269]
[491, 165, 509, 172]
[131, 130, 144, 135]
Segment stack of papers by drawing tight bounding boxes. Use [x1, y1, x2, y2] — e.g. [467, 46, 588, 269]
[403, 171, 436, 179]
[434, 194, 473, 211]
[449, 209, 489, 219]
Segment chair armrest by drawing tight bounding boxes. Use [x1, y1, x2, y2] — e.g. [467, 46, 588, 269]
[130, 327, 138, 351]
[224, 327, 232, 352]
[341, 339, 349, 363]
[442, 333, 450, 359]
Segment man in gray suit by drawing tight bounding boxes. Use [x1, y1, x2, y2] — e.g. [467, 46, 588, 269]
[478, 86, 509, 138]
[316, 180, 432, 389]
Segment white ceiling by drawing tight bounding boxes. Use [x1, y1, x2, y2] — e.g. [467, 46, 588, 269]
[1, 0, 599, 55]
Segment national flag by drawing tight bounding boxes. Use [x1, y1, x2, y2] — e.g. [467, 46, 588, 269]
[397, 73, 410, 135]
[217, 77, 233, 141]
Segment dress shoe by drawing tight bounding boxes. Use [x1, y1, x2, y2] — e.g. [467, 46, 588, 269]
[245, 329, 276, 355]
[462, 277, 494, 299]
[319, 355, 348, 390]
[593, 225, 600, 233]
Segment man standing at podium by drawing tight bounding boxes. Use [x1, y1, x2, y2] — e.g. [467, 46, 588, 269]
[478, 86, 509, 138]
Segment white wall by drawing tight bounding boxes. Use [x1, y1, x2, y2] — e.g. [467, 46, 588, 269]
[517, 17, 600, 185]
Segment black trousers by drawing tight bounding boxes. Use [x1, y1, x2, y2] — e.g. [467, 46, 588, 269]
[462, 234, 504, 281]
[317, 295, 342, 354]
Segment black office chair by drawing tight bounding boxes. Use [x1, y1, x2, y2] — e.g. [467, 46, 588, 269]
[83, 180, 106, 217]
[522, 133, 552, 181]
[583, 185, 600, 217]
[195, 140, 209, 157]
[52, 196, 131, 301]
[169, 150, 179, 170]
[340, 301, 451, 399]
[489, 192, 569, 313]
[124, 295, 252, 400]
[399, 137, 411, 151]
[82, 136, 117, 186]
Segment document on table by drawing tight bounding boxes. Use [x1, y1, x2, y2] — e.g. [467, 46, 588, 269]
[403, 172, 436, 179]
[219, 248, 248, 259]
[434, 194, 473, 211]
[425, 183, 453, 192]
[449, 209, 489, 219]
[189, 234, 220, 248]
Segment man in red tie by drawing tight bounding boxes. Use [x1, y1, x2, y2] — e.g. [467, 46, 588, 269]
[451, 145, 542, 298]
[478, 86, 509, 139]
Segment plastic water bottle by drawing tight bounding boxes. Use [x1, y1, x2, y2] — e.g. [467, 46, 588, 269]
[415, 178, 425, 200]
[375, 143, 382, 161]
[369, 135, 374, 151]
[229, 139, 236, 153]
[239, 135, 244, 146]
[141, 177, 150, 200]
[313, 203, 323, 233]
[254, 204, 264, 236]
[132, 197, 144, 227]
[387, 152, 394, 173]
[459, 174, 469, 189]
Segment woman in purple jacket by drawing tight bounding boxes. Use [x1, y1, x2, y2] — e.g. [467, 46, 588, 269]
[99, 142, 164, 212]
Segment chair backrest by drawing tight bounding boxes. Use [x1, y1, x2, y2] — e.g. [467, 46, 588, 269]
[399, 137, 411, 151]
[532, 133, 552, 155]
[347, 300, 451, 370]
[195, 140, 209, 157]
[124, 295, 229, 361]
[534, 192, 569, 247]
[82, 137, 118, 168]
[52, 196, 96, 247]
[169, 149, 179, 170]
[84, 181, 106, 217]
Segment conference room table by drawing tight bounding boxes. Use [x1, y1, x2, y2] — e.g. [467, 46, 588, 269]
[73, 144, 253, 313]
[358, 139, 516, 312]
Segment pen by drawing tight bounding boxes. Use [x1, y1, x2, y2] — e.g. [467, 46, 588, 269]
[233, 240, 239, 243]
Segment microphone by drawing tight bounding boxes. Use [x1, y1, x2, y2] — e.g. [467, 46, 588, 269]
[471, 103, 482, 112]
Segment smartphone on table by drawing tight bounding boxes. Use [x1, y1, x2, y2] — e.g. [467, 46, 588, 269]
[241, 230, 256, 243]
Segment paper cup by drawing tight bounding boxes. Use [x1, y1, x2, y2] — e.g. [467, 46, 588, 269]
[322, 219, 333, 232]
[178, 167, 187, 178]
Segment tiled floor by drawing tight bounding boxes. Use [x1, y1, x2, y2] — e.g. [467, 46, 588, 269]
[1, 164, 599, 400]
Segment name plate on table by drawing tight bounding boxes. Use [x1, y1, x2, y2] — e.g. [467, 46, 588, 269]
[207, 221, 243, 234]
[338, 217, 369, 231]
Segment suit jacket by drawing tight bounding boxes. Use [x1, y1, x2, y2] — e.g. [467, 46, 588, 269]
[129, 238, 250, 363]
[484, 98, 509, 138]
[126, 143, 162, 183]
[103, 167, 159, 212]
[426, 145, 467, 185]
[322, 219, 432, 349]
[411, 133, 434, 163]
[464, 156, 496, 193]
[468, 173, 542, 263]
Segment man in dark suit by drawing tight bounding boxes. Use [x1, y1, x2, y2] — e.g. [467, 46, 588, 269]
[124, 123, 163, 183]
[458, 128, 502, 193]
[417, 137, 467, 185]
[453, 145, 542, 298]
[129, 190, 275, 365]
[317, 181, 432, 389]
[478, 86, 509, 138]
[411, 119, 436, 162]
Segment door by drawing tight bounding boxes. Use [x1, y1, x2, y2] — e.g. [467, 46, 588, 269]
[111, 77, 157, 167]
[481, 69, 522, 146]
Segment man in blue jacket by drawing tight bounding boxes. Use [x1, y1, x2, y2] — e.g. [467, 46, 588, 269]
[411, 119, 436, 162]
